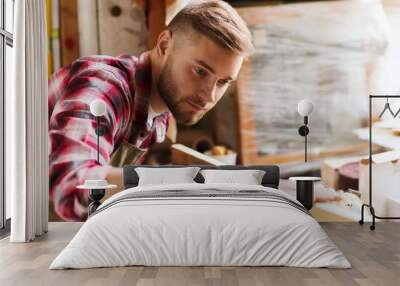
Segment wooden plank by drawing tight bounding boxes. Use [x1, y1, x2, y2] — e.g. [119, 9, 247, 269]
[77, 0, 99, 56]
[250, 143, 383, 165]
[59, 0, 80, 66]
[235, 60, 258, 165]
[171, 144, 224, 165]
[46, 0, 53, 76]
[98, 0, 147, 56]
[147, 0, 166, 48]
[51, 0, 61, 71]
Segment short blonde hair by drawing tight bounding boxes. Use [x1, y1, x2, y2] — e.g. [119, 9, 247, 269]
[167, 0, 254, 57]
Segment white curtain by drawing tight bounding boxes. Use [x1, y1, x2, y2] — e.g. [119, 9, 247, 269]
[9, 0, 49, 242]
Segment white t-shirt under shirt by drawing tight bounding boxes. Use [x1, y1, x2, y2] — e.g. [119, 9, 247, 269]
[135, 104, 165, 148]
[146, 104, 162, 129]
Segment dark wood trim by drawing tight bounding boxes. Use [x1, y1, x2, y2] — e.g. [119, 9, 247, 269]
[59, 0, 80, 66]
[147, 0, 166, 48]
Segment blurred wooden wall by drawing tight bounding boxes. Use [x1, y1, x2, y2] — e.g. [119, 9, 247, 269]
[135, 0, 188, 48]
[46, 0, 189, 69]
[60, 0, 80, 66]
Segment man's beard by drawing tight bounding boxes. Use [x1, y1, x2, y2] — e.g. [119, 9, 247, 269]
[157, 58, 205, 126]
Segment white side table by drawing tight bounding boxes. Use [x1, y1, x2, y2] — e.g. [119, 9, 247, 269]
[289, 177, 321, 210]
[77, 184, 117, 216]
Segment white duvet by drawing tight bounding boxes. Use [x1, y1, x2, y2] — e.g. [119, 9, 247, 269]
[50, 183, 351, 269]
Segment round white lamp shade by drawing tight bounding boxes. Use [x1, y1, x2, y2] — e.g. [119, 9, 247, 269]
[90, 99, 107, 117]
[297, 99, 314, 116]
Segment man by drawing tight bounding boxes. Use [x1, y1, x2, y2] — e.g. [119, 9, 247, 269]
[48, 0, 254, 221]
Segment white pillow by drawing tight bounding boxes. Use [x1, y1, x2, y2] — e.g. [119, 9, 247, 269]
[135, 167, 201, 186]
[200, 169, 266, 185]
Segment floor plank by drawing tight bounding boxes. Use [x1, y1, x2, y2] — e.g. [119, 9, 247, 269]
[0, 222, 399, 286]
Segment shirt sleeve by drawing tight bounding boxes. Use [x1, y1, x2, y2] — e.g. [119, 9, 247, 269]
[48, 60, 132, 221]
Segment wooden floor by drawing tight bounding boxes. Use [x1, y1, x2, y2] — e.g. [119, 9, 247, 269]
[0, 222, 399, 286]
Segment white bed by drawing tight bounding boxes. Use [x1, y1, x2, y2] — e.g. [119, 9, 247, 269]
[50, 183, 351, 269]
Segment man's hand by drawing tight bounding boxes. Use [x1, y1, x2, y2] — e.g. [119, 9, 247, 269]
[102, 167, 124, 202]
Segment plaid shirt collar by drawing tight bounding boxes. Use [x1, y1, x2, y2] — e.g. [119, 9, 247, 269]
[129, 51, 171, 142]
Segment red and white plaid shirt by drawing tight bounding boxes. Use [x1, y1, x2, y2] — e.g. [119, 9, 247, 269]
[48, 52, 171, 221]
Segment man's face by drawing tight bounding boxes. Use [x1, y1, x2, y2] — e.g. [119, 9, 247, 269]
[157, 32, 244, 125]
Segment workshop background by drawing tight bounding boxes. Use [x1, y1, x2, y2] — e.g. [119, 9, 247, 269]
[46, 0, 400, 221]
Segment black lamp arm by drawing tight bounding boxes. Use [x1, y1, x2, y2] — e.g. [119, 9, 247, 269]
[298, 116, 309, 163]
[95, 116, 105, 164]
